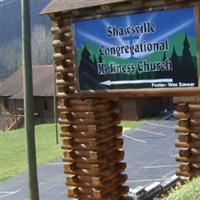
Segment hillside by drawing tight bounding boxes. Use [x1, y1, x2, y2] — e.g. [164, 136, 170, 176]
[0, 0, 51, 79]
[0, 0, 50, 46]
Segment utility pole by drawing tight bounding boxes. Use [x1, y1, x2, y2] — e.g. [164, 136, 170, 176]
[21, 0, 40, 199]
[53, 64, 59, 144]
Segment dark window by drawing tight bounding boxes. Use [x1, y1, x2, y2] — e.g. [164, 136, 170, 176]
[44, 99, 48, 110]
[4, 99, 8, 109]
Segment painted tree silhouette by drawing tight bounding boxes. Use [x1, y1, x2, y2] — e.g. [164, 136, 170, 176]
[98, 55, 103, 63]
[78, 46, 110, 90]
[170, 47, 181, 82]
[162, 52, 167, 61]
[155, 52, 168, 79]
[181, 34, 195, 82]
[78, 46, 100, 89]
[163, 52, 174, 80]
[93, 54, 97, 66]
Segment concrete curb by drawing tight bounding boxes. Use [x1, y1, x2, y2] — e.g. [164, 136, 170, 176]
[122, 175, 181, 200]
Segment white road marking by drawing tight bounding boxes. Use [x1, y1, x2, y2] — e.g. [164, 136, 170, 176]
[162, 114, 173, 120]
[144, 164, 178, 169]
[146, 122, 175, 129]
[123, 134, 146, 143]
[170, 154, 176, 157]
[0, 189, 21, 198]
[127, 178, 164, 183]
[44, 180, 64, 192]
[55, 191, 66, 198]
[48, 162, 63, 165]
[135, 128, 165, 137]
[146, 158, 164, 166]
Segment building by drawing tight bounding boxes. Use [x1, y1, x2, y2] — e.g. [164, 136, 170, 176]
[120, 97, 172, 120]
[0, 65, 55, 130]
[0, 64, 172, 130]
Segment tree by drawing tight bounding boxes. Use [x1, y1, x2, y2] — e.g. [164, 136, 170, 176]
[78, 46, 105, 90]
[93, 54, 97, 66]
[0, 39, 22, 78]
[181, 34, 195, 82]
[170, 47, 181, 82]
[31, 24, 53, 65]
[162, 52, 167, 61]
[0, 24, 53, 79]
[98, 55, 103, 63]
[155, 52, 168, 79]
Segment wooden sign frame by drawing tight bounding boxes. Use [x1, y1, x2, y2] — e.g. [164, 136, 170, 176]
[72, 3, 200, 97]
[42, 1, 200, 199]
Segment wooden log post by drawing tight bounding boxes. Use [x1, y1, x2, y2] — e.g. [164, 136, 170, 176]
[173, 96, 200, 178]
[50, 14, 128, 199]
[60, 98, 128, 199]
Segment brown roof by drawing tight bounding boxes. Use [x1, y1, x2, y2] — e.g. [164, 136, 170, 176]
[41, 0, 196, 15]
[41, 0, 128, 14]
[0, 65, 54, 99]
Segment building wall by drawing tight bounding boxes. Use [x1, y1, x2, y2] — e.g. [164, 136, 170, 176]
[136, 97, 162, 119]
[0, 97, 7, 130]
[0, 96, 54, 130]
[0, 97, 4, 105]
[119, 97, 172, 120]
[0, 97, 10, 113]
[119, 98, 138, 120]
[0, 97, 19, 130]
[34, 97, 54, 124]
[0, 95, 172, 130]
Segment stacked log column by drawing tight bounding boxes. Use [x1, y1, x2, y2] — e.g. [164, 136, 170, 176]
[173, 97, 200, 178]
[51, 14, 128, 199]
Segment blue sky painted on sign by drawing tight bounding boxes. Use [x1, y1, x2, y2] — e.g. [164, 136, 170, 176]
[74, 7, 196, 58]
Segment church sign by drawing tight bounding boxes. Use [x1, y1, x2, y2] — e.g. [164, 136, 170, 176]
[74, 7, 199, 92]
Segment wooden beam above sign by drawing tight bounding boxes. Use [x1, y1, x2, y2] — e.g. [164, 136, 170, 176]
[41, 0, 200, 15]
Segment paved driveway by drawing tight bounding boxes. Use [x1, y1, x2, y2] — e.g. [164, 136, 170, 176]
[124, 117, 178, 188]
[1, 117, 178, 200]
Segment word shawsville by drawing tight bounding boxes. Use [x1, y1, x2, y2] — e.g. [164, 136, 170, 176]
[107, 21, 156, 37]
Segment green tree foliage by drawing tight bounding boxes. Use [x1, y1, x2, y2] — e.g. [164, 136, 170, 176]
[170, 47, 181, 82]
[181, 34, 196, 82]
[31, 24, 53, 66]
[0, 25, 53, 80]
[0, 39, 22, 79]
[78, 46, 100, 89]
[98, 55, 103, 63]
[169, 34, 197, 84]
[93, 54, 97, 66]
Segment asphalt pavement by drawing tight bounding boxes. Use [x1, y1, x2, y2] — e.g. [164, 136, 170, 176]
[0, 117, 178, 200]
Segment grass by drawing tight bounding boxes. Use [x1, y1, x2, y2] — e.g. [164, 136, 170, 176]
[122, 120, 145, 131]
[0, 120, 143, 181]
[0, 124, 62, 181]
[158, 177, 200, 200]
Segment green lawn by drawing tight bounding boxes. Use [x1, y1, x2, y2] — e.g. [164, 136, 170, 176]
[122, 120, 144, 131]
[0, 120, 143, 181]
[159, 178, 200, 200]
[0, 124, 62, 181]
